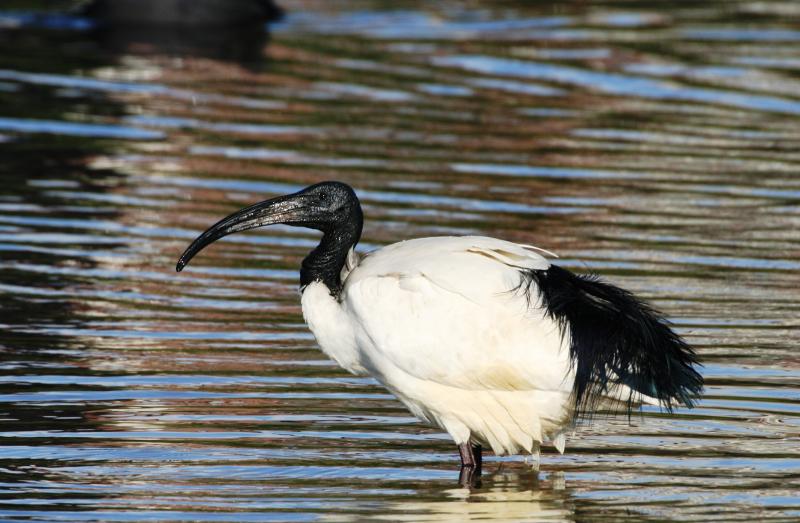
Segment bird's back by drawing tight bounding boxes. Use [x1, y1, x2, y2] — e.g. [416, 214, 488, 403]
[347, 236, 550, 299]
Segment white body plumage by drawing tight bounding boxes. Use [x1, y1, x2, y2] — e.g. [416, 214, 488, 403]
[302, 236, 576, 457]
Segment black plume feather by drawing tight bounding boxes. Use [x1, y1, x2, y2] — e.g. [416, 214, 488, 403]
[521, 265, 703, 418]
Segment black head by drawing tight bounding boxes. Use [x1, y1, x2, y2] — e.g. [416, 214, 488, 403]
[286, 181, 362, 234]
[177, 181, 363, 291]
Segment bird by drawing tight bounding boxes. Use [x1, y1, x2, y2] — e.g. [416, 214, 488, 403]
[176, 181, 703, 485]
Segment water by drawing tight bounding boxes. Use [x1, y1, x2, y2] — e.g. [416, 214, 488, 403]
[1, 1, 799, 521]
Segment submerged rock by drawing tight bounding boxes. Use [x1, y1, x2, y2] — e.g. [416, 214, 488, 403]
[73, 0, 283, 62]
[80, 0, 283, 26]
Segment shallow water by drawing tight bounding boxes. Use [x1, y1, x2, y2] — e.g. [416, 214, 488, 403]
[1, 1, 799, 521]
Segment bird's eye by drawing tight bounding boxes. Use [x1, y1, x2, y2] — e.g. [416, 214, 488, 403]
[319, 192, 328, 201]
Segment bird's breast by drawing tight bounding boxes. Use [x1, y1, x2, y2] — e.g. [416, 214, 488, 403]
[300, 281, 367, 376]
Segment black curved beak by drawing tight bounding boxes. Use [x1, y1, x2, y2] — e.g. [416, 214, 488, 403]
[176, 192, 310, 272]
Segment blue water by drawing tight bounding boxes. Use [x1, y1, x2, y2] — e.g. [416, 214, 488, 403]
[0, 0, 798, 521]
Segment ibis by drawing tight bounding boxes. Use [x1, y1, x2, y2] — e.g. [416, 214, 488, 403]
[176, 181, 703, 484]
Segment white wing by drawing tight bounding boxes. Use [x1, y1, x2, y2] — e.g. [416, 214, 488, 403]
[342, 236, 570, 394]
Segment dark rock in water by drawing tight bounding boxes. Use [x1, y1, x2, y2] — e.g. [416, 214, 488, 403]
[75, 0, 283, 62]
[93, 23, 271, 62]
[81, 0, 283, 26]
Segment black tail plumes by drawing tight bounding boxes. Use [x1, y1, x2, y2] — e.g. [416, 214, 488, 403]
[523, 265, 703, 417]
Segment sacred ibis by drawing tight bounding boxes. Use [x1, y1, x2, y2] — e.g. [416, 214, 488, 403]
[176, 181, 703, 484]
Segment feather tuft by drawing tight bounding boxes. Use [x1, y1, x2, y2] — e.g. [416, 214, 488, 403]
[520, 265, 703, 419]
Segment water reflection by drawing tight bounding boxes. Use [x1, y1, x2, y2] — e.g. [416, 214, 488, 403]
[0, 29, 126, 516]
[90, 23, 272, 63]
[1, 0, 799, 521]
[374, 471, 576, 523]
[86, 0, 279, 63]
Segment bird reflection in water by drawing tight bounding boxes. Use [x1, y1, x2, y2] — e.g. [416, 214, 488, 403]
[370, 470, 573, 523]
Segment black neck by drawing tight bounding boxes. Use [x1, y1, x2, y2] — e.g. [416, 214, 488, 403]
[300, 220, 361, 298]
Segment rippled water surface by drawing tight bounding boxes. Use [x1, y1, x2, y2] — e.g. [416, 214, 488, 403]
[1, 1, 799, 521]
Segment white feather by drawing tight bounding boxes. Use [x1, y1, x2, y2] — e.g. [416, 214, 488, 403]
[301, 282, 367, 376]
[302, 236, 574, 456]
[552, 432, 566, 454]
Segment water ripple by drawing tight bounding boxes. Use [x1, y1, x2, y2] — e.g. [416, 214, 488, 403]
[1, 0, 798, 521]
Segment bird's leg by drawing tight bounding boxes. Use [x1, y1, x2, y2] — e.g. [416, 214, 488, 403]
[473, 444, 482, 474]
[458, 442, 476, 468]
[457, 443, 482, 487]
[526, 443, 541, 472]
